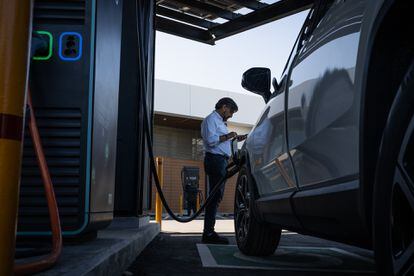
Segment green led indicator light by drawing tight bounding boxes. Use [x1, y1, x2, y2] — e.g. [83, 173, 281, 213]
[33, 31, 53, 61]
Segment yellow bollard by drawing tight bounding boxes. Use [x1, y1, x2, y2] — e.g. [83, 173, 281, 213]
[0, 0, 32, 274]
[155, 157, 163, 228]
[179, 194, 183, 215]
[196, 192, 200, 211]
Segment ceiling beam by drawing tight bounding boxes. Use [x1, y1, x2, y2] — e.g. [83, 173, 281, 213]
[225, 0, 268, 11]
[210, 0, 314, 42]
[156, 6, 219, 29]
[172, 0, 242, 20]
[155, 16, 215, 45]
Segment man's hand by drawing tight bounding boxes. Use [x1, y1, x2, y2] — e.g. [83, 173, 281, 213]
[219, 131, 237, 142]
[227, 132, 237, 140]
[236, 134, 248, 141]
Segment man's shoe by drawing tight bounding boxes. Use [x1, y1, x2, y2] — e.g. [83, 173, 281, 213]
[202, 232, 229, 244]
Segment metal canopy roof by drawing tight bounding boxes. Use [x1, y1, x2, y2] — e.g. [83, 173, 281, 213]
[155, 0, 314, 45]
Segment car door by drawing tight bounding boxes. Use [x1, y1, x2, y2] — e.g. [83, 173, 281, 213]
[244, 20, 307, 228]
[246, 44, 302, 198]
[286, 0, 368, 236]
[287, 0, 365, 189]
[247, 91, 296, 193]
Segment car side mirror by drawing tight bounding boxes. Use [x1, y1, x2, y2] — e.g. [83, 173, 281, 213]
[241, 67, 271, 103]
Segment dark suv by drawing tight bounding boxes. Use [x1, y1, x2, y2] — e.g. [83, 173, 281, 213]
[233, 1, 414, 275]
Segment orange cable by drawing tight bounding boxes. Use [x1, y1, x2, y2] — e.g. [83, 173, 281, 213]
[14, 89, 62, 275]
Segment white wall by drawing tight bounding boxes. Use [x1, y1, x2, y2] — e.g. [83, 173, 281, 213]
[154, 80, 191, 115]
[155, 79, 265, 126]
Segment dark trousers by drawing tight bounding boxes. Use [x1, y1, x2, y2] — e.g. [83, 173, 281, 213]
[203, 153, 228, 235]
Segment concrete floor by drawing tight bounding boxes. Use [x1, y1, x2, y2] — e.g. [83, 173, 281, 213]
[160, 218, 235, 233]
[127, 219, 376, 276]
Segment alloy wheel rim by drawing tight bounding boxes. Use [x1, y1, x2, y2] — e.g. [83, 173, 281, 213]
[391, 115, 414, 275]
[235, 174, 250, 243]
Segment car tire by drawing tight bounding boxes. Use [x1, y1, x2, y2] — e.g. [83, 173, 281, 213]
[234, 165, 281, 256]
[373, 60, 414, 275]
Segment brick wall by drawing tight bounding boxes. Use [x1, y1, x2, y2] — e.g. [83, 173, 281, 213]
[151, 157, 238, 214]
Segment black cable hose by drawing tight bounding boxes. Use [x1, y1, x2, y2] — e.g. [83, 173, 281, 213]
[135, 1, 241, 223]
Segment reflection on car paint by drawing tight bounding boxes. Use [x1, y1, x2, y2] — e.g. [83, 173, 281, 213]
[286, 0, 366, 187]
[246, 90, 296, 195]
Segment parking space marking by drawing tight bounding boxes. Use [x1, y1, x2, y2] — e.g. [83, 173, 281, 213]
[197, 244, 218, 267]
[196, 244, 375, 274]
[275, 246, 375, 265]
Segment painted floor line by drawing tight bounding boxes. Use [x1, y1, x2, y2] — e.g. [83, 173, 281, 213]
[196, 244, 376, 274]
[279, 246, 374, 264]
[197, 244, 218, 267]
[201, 263, 375, 274]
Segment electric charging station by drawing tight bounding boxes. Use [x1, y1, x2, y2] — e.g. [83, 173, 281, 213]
[16, 0, 156, 240]
[18, 0, 124, 237]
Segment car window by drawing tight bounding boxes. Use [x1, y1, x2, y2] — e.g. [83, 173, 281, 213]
[280, 8, 314, 79]
[270, 6, 314, 99]
[271, 23, 307, 99]
[297, 0, 335, 56]
[273, 1, 334, 97]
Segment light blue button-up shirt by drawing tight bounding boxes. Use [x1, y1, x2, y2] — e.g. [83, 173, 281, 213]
[201, 110, 231, 158]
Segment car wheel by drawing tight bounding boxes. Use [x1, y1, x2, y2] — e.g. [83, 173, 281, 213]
[234, 165, 281, 256]
[374, 60, 414, 275]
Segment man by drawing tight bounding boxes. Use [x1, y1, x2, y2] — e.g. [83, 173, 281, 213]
[201, 97, 247, 244]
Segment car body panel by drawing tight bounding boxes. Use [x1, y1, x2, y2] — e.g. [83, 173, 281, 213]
[243, 0, 390, 245]
[245, 16, 305, 198]
[287, 0, 366, 188]
[245, 97, 297, 196]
